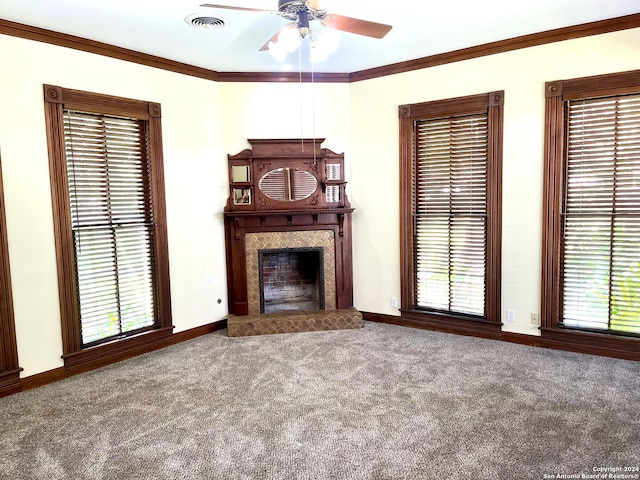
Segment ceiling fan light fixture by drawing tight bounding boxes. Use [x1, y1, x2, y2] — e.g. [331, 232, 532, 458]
[296, 9, 311, 38]
[310, 29, 340, 63]
[268, 24, 302, 61]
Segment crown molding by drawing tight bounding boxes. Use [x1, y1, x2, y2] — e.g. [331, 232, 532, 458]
[1, 13, 639, 84]
[0, 18, 219, 81]
[348, 13, 640, 82]
[217, 71, 350, 83]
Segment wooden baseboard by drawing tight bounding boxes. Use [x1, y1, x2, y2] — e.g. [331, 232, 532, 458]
[362, 311, 542, 348]
[540, 327, 639, 361]
[0, 319, 227, 399]
[362, 311, 640, 360]
[501, 332, 542, 347]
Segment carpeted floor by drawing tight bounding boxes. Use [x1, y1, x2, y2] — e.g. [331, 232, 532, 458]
[0, 321, 638, 480]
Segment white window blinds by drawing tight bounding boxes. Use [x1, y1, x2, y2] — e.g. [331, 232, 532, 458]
[414, 114, 488, 317]
[64, 110, 157, 346]
[562, 94, 640, 335]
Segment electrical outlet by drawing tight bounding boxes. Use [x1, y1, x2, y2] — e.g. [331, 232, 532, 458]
[531, 313, 540, 326]
[507, 309, 516, 322]
[391, 297, 399, 308]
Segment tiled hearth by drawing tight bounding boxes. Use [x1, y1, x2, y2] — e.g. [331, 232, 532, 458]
[227, 308, 363, 337]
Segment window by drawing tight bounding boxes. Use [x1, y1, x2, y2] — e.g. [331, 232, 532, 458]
[399, 92, 503, 336]
[542, 70, 640, 360]
[0, 150, 21, 390]
[44, 85, 173, 369]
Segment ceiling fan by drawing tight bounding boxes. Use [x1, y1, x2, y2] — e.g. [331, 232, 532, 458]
[200, 0, 393, 52]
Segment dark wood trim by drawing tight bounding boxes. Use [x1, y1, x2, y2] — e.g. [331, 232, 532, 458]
[541, 327, 639, 361]
[224, 216, 354, 315]
[224, 139, 355, 316]
[554, 69, 640, 101]
[3, 14, 640, 84]
[399, 91, 503, 328]
[364, 311, 640, 358]
[44, 84, 152, 119]
[401, 94, 492, 119]
[217, 72, 350, 83]
[501, 332, 542, 348]
[398, 107, 414, 312]
[44, 85, 173, 370]
[362, 311, 404, 326]
[171, 321, 226, 343]
[350, 13, 640, 82]
[44, 99, 81, 355]
[0, 369, 22, 391]
[1, 367, 66, 398]
[147, 107, 173, 332]
[362, 311, 542, 348]
[0, 319, 227, 399]
[401, 309, 503, 339]
[486, 91, 504, 327]
[541, 90, 565, 330]
[541, 69, 640, 358]
[0, 19, 219, 81]
[0, 151, 22, 385]
[62, 327, 174, 371]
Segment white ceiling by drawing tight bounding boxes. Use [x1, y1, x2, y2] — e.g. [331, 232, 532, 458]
[0, 0, 639, 74]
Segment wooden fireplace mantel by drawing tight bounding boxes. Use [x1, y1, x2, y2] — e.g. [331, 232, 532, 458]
[223, 139, 355, 317]
[224, 208, 355, 316]
[224, 208, 354, 239]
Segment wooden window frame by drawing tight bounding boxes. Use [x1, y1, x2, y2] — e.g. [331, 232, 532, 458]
[44, 85, 173, 371]
[399, 92, 503, 338]
[0, 150, 21, 390]
[542, 70, 640, 361]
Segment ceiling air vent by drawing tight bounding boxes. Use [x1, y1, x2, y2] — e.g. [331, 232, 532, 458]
[185, 14, 225, 30]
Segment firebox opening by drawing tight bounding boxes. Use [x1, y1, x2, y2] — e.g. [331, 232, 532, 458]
[259, 247, 325, 314]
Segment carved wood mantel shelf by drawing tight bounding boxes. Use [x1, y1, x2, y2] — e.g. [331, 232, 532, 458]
[224, 139, 356, 323]
[225, 208, 354, 239]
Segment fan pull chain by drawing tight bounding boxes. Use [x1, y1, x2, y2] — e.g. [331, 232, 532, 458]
[298, 45, 304, 152]
[311, 53, 316, 165]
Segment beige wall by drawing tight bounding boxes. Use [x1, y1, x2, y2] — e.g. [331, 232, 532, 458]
[219, 81, 350, 166]
[348, 27, 640, 335]
[0, 35, 228, 376]
[1, 27, 639, 377]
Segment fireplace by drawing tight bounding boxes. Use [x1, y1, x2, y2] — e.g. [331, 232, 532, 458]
[244, 230, 336, 315]
[223, 139, 362, 337]
[259, 248, 325, 313]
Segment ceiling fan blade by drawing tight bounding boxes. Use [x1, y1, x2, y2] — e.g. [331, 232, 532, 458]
[259, 31, 281, 51]
[307, 0, 323, 10]
[199, 3, 275, 13]
[322, 14, 392, 39]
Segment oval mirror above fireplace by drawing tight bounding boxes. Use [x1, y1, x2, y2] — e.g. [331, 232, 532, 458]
[259, 167, 318, 202]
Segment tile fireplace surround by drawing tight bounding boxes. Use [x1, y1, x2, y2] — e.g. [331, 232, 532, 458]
[246, 230, 336, 315]
[223, 139, 362, 337]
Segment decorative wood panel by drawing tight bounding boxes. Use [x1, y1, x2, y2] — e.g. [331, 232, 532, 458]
[0, 151, 21, 390]
[224, 139, 355, 316]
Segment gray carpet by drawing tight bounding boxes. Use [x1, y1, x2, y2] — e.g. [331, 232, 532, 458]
[0, 322, 638, 480]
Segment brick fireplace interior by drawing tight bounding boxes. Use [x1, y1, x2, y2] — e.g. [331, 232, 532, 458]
[259, 248, 325, 313]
